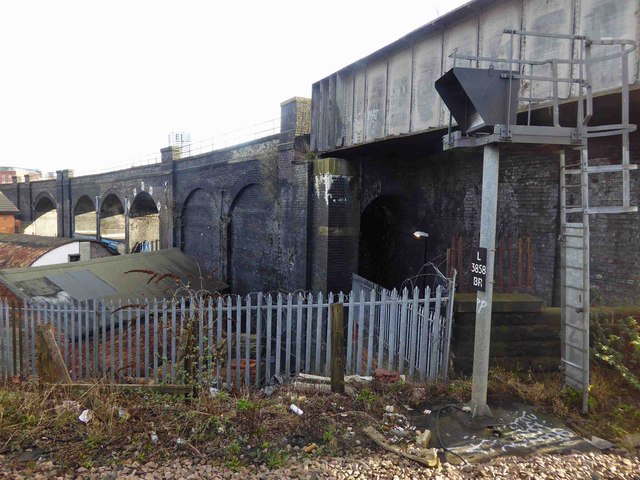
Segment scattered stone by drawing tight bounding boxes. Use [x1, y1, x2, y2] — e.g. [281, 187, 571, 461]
[590, 436, 615, 450]
[621, 433, 640, 450]
[415, 429, 432, 448]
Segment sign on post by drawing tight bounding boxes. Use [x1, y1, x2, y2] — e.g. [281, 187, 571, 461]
[471, 247, 488, 292]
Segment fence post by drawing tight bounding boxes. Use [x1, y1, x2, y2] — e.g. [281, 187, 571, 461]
[35, 323, 71, 384]
[330, 303, 345, 394]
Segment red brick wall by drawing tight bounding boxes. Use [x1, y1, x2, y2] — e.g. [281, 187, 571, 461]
[0, 214, 17, 234]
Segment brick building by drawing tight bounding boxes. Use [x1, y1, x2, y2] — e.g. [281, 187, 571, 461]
[0, 191, 19, 234]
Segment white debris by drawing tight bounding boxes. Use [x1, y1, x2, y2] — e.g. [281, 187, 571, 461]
[289, 404, 303, 416]
[78, 409, 93, 423]
[150, 431, 158, 443]
[385, 405, 395, 413]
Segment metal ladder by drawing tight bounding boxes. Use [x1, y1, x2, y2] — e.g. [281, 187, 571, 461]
[559, 133, 638, 413]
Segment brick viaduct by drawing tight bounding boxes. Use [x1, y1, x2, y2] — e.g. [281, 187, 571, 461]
[0, 99, 314, 296]
[2, 0, 640, 307]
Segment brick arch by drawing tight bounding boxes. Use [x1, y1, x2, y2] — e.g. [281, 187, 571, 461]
[226, 173, 278, 295]
[180, 187, 219, 274]
[99, 189, 126, 212]
[32, 191, 57, 210]
[227, 170, 263, 215]
[177, 182, 216, 209]
[73, 194, 95, 213]
[27, 191, 58, 236]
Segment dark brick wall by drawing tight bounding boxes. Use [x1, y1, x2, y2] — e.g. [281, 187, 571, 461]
[180, 188, 220, 275]
[353, 131, 639, 306]
[2, 93, 637, 304]
[229, 184, 279, 294]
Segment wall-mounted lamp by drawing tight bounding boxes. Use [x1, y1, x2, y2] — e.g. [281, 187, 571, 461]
[413, 231, 429, 290]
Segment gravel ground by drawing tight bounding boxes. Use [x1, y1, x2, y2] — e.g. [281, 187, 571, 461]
[2, 450, 639, 480]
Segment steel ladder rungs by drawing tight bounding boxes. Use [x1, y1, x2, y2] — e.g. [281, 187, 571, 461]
[564, 164, 638, 175]
[565, 341, 585, 352]
[565, 321, 586, 331]
[561, 358, 583, 369]
[562, 265, 586, 271]
[565, 303, 584, 310]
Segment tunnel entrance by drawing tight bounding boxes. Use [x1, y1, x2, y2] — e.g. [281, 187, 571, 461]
[129, 191, 159, 252]
[73, 196, 96, 237]
[25, 195, 57, 236]
[358, 195, 413, 290]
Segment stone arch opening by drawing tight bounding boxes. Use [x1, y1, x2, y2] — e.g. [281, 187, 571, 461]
[99, 194, 125, 251]
[358, 195, 414, 290]
[129, 191, 159, 252]
[180, 188, 219, 274]
[73, 195, 96, 237]
[25, 194, 57, 236]
[228, 183, 277, 295]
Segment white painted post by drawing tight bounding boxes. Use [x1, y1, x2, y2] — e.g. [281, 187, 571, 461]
[469, 144, 499, 419]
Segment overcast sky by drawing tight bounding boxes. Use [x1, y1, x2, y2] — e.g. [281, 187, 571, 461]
[0, 0, 468, 175]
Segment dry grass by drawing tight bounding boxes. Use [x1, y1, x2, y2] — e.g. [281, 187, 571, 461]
[486, 363, 640, 442]
[0, 379, 417, 470]
[1, 362, 638, 471]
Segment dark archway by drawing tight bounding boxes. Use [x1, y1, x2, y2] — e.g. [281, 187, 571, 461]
[180, 188, 218, 274]
[99, 193, 125, 250]
[26, 194, 57, 236]
[358, 195, 414, 290]
[73, 195, 96, 237]
[129, 191, 159, 252]
[228, 184, 277, 295]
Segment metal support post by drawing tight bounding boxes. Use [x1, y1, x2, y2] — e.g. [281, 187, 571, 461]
[124, 197, 130, 254]
[95, 196, 101, 242]
[469, 144, 500, 418]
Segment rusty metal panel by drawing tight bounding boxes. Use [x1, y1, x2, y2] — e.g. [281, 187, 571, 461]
[386, 48, 413, 136]
[310, 82, 320, 151]
[478, 0, 522, 70]
[523, 0, 573, 99]
[364, 60, 388, 142]
[342, 72, 355, 148]
[412, 35, 443, 132]
[580, 0, 639, 91]
[327, 76, 337, 149]
[353, 68, 366, 145]
[335, 72, 348, 148]
[310, 0, 640, 153]
[442, 16, 479, 128]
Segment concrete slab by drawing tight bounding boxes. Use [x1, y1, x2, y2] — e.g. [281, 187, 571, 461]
[411, 401, 596, 464]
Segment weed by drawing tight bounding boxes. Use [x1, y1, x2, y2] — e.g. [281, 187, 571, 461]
[357, 388, 376, 406]
[321, 425, 336, 443]
[266, 449, 289, 469]
[236, 398, 258, 413]
[225, 457, 241, 471]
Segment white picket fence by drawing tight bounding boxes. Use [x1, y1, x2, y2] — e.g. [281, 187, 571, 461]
[0, 285, 455, 387]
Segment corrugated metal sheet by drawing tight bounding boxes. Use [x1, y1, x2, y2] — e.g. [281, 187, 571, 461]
[311, 0, 640, 153]
[0, 234, 85, 269]
[0, 248, 228, 302]
[0, 192, 18, 214]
